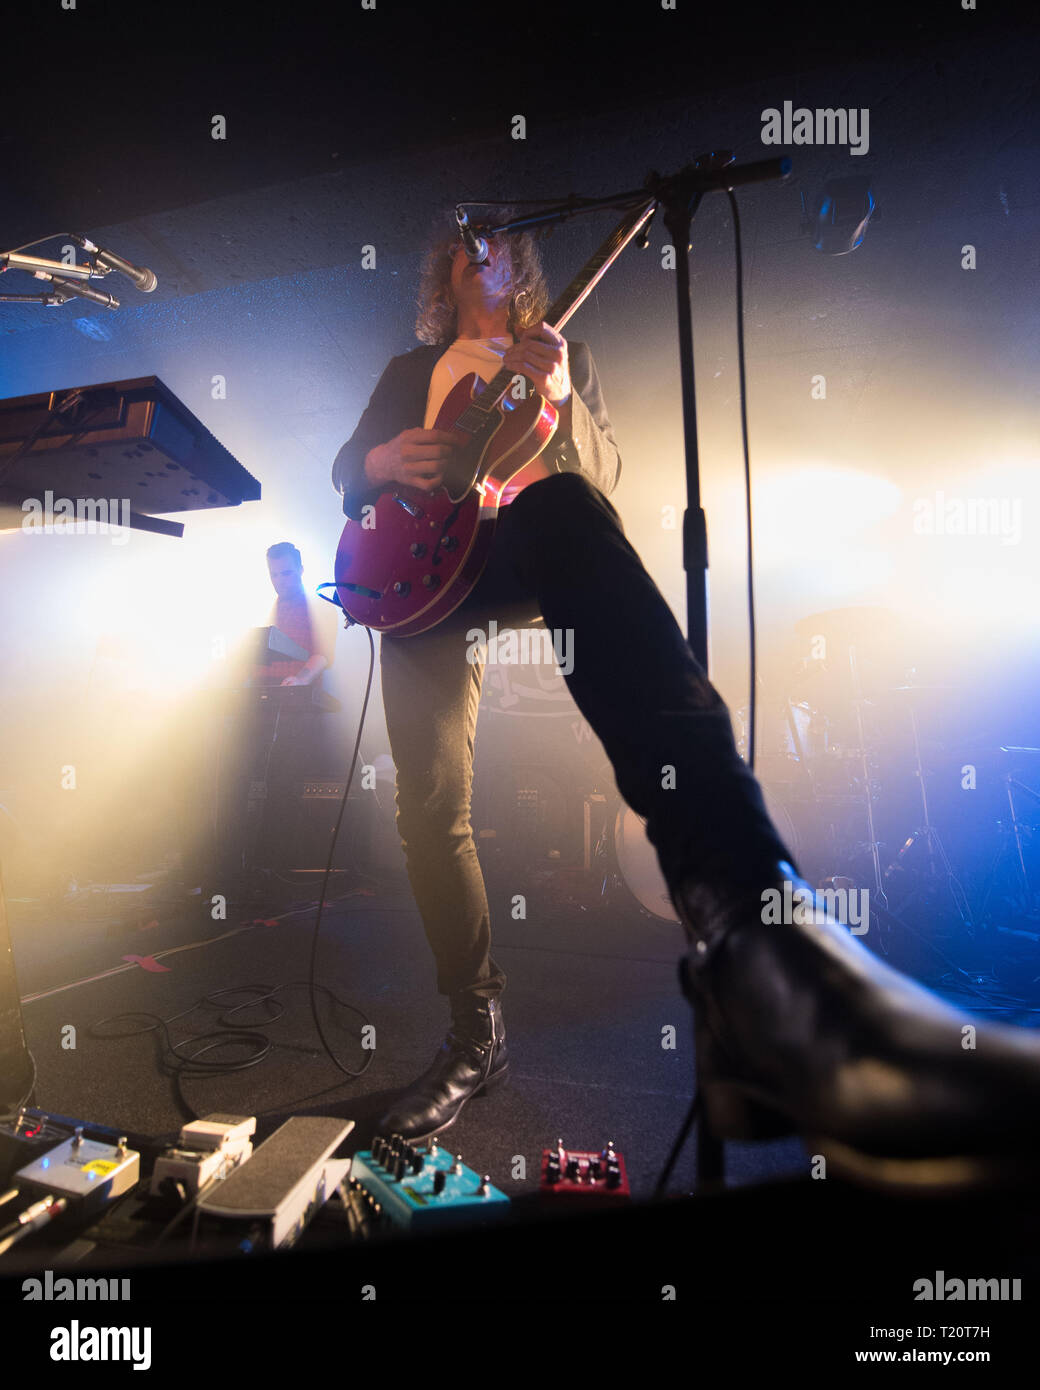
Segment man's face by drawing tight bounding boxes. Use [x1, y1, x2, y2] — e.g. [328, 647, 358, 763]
[268, 555, 303, 598]
[449, 235, 513, 315]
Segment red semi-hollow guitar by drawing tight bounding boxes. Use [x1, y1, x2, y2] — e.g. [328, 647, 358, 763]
[334, 200, 655, 636]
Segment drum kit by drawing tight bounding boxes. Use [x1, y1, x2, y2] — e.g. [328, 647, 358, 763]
[596, 607, 1040, 998]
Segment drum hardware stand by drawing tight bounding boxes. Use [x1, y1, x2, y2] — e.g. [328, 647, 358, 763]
[977, 771, 1040, 924]
[783, 698, 822, 805]
[848, 645, 890, 916]
[1003, 773, 1039, 903]
[894, 689, 975, 934]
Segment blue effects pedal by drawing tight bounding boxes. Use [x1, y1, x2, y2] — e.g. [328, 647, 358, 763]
[347, 1135, 509, 1232]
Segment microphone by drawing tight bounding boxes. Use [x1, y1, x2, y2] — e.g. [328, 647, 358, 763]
[0, 251, 93, 280]
[455, 210, 489, 265]
[69, 234, 158, 292]
[48, 276, 120, 309]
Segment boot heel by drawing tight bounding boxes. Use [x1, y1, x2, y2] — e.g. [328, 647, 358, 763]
[698, 1078, 793, 1140]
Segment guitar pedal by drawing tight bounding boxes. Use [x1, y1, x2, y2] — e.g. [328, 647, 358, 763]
[348, 1134, 509, 1232]
[539, 1138, 630, 1202]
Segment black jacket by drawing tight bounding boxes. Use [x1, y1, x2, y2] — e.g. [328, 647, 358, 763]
[331, 340, 621, 520]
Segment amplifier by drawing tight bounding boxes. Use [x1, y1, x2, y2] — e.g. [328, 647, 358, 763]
[276, 781, 371, 873]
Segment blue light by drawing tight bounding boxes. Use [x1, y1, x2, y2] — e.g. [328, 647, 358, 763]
[74, 317, 112, 341]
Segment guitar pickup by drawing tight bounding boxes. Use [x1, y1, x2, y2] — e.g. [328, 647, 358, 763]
[394, 495, 424, 518]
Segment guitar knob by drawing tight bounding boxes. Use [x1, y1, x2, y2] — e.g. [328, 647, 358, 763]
[440, 535, 459, 551]
[422, 574, 440, 590]
[392, 581, 411, 596]
[409, 542, 427, 558]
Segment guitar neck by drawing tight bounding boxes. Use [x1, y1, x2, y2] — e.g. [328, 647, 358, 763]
[545, 200, 656, 335]
[454, 199, 657, 434]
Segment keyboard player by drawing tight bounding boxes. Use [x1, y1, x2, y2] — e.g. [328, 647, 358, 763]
[259, 541, 338, 687]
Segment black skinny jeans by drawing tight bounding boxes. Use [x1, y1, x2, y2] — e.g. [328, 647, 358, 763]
[379, 472, 792, 1000]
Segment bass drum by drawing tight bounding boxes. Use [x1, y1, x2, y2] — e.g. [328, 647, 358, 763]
[612, 805, 679, 922]
[611, 790, 802, 923]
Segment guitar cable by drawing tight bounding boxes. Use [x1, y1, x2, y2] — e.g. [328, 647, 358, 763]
[304, 617, 379, 1077]
[728, 188, 758, 780]
[82, 618, 380, 1135]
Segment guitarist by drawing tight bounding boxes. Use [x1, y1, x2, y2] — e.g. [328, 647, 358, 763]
[331, 214, 1040, 1186]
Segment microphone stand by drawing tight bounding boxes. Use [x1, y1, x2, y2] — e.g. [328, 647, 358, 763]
[486, 152, 790, 672]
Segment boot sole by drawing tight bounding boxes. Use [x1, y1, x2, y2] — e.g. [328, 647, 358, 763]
[804, 1134, 1040, 1195]
[700, 1077, 1040, 1193]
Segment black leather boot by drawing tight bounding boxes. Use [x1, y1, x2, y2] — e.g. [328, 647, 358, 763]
[376, 995, 509, 1143]
[677, 861, 1040, 1190]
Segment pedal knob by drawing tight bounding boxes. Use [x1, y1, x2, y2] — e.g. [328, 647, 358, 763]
[433, 1169, 447, 1195]
[477, 1175, 489, 1197]
[566, 1157, 580, 1181]
[588, 1157, 601, 1180]
[422, 573, 440, 590]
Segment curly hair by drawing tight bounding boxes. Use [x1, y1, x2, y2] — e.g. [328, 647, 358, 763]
[414, 208, 551, 345]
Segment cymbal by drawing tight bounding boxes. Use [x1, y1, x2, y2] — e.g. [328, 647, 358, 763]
[887, 684, 954, 694]
[958, 744, 1040, 761]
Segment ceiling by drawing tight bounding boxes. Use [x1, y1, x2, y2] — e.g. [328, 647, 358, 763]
[1, 0, 1010, 244]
